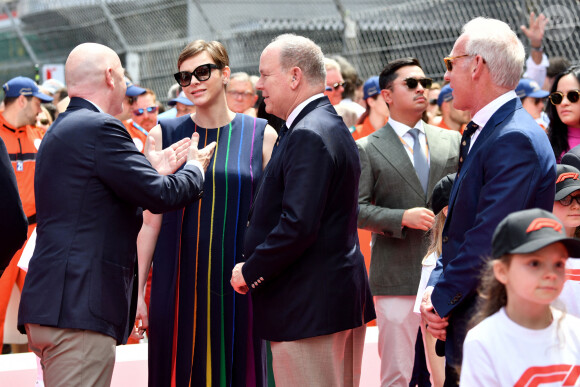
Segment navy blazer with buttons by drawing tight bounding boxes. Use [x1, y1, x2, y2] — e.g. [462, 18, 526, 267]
[428, 97, 556, 365]
[18, 97, 205, 344]
[242, 96, 375, 342]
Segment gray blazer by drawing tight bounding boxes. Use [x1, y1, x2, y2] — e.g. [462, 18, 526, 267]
[357, 122, 460, 296]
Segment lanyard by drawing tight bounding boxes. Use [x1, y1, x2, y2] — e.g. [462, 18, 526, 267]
[132, 121, 149, 136]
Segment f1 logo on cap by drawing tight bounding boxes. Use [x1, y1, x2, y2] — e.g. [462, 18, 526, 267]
[526, 218, 563, 233]
[556, 172, 579, 183]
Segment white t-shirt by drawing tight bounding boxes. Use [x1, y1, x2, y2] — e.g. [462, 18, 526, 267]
[460, 307, 580, 386]
[556, 259, 580, 318]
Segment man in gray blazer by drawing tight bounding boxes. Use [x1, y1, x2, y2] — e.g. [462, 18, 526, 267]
[356, 58, 460, 387]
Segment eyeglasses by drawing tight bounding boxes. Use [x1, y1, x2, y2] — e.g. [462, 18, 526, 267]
[132, 106, 158, 116]
[403, 77, 432, 90]
[443, 55, 471, 71]
[559, 194, 580, 206]
[327, 81, 346, 90]
[549, 90, 580, 105]
[429, 98, 438, 105]
[37, 118, 50, 126]
[227, 90, 254, 98]
[174, 63, 221, 87]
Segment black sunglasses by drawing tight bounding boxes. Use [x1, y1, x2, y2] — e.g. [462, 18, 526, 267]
[403, 77, 432, 90]
[429, 98, 438, 105]
[559, 194, 580, 206]
[549, 90, 580, 105]
[174, 64, 221, 87]
[133, 106, 158, 116]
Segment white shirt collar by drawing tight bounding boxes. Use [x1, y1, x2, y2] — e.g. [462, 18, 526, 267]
[388, 117, 424, 138]
[286, 93, 325, 128]
[471, 90, 517, 129]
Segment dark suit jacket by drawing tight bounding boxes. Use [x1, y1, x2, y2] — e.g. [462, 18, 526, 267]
[18, 97, 205, 344]
[357, 123, 460, 296]
[0, 135, 27, 271]
[242, 96, 375, 342]
[429, 97, 556, 365]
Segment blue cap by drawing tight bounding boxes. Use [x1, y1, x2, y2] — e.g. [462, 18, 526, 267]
[3, 76, 53, 102]
[125, 77, 146, 97]
[516, 78, 549, 99]
[168, 91, 194, 107]
[437, 84, 453, 106]
[363, 76, 380, 100]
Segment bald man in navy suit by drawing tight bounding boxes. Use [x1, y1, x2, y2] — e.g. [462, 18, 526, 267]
[18, 42, 215, 387]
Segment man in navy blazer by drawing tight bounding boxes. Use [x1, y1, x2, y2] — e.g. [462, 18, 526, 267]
[230, 34, 375, 386]
[18, 43, 215, 387]
[420, 18, 556, 386]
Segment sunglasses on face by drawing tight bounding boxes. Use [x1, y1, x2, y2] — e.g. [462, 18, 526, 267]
[327, 81, 346, 90]
[559, 194, 580, 206]
[133, 106, 158, 116]
[549, 90, 580, 105]
[38, 118, 50, 126]
[174, 63, 221, 87]
[443, 54, 471, 72]
[403, 77, 432, 90]
[429, 98, 438, 105]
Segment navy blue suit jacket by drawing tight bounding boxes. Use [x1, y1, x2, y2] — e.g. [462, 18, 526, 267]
[18, 98, 205, 344]
[428, 97, 556, 364]
[242, 96, 375, 341]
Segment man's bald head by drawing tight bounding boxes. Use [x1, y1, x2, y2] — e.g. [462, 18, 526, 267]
[65, 43, 126, 116]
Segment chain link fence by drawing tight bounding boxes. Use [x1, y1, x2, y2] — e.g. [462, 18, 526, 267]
[0, 0, 578, 104]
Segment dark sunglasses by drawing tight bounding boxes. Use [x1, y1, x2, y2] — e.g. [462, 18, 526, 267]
[429, 98, 438, 105]
[174, 63, 221, 87]
[133, 106, 158, 116]
[559, 194, 580, 206]
[549, 90, 580, 105]
[403, 77, 432, 90]
[443, 54, 471, 71]
[38, 118, 50, 126]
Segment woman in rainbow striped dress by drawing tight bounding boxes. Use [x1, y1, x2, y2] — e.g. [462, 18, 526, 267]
[137, 39, 277, 386]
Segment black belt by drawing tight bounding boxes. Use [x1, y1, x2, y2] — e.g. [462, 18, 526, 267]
[27, 214, 36, 225]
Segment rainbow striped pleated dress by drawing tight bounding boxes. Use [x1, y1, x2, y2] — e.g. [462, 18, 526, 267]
[148, 113, 268, 387]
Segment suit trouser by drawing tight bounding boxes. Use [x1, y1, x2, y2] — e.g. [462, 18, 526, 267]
[26, 324, 116, 387]
[270, 324, 366, 387]
[374, 295, 421, 387]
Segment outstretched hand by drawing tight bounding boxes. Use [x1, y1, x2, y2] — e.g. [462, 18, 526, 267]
[146, 125, 191, 175]
[187, 132, 217, 172]
[520, 12, 548, 48]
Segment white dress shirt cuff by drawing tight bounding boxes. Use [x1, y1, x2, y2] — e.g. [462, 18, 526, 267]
[185, 160, 205, 181]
